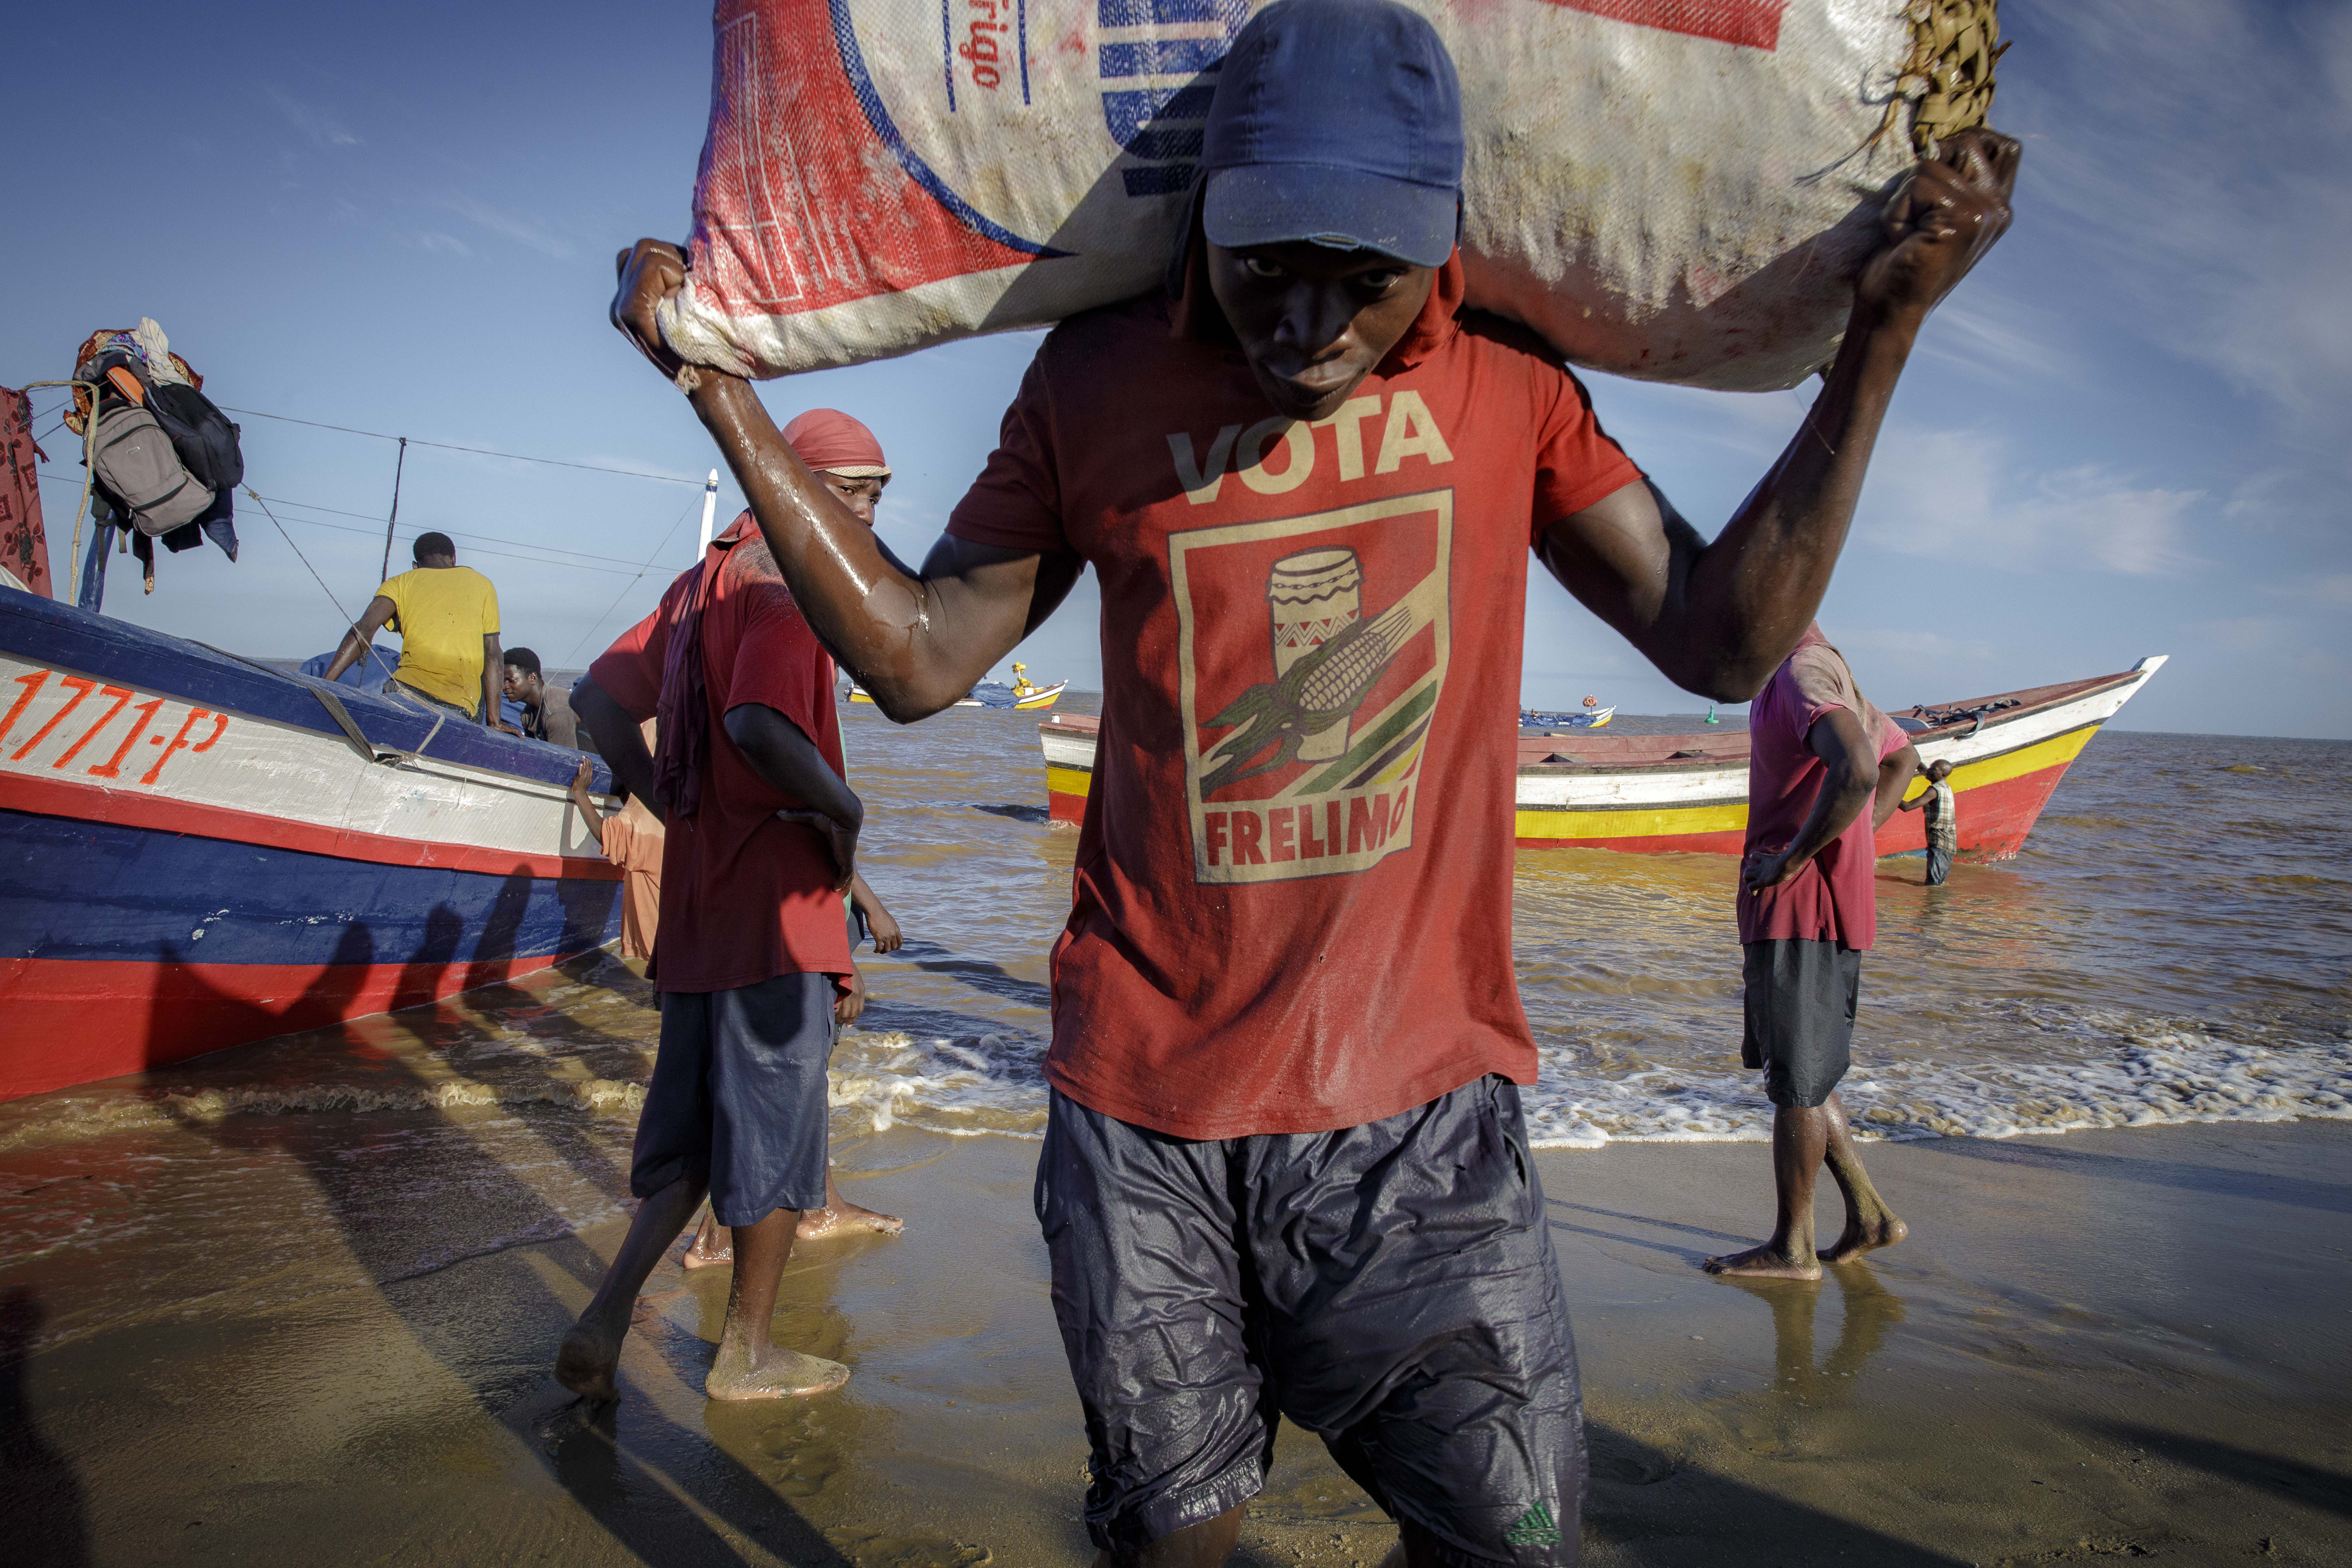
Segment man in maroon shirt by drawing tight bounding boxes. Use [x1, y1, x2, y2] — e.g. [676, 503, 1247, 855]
[555, 506, 868, 1404]
[607, 0, 2015, 1554]
[1706, 627, 1920, 1282]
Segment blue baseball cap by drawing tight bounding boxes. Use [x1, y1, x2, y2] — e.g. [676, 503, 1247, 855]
[1200, 0, 1463, 269]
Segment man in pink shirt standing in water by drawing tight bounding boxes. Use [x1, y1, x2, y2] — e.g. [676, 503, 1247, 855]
[1709, 626, 1920, 1281]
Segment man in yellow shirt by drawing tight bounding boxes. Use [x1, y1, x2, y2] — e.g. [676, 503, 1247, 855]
[323, 532, 517, 730]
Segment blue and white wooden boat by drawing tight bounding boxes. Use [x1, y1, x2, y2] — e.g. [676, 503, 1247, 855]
[0, 586, 622, 1101]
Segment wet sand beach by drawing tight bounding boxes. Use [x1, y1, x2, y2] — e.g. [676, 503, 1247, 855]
[4, 713, 2345, 1563]
[3, 1018, 2347, 1566]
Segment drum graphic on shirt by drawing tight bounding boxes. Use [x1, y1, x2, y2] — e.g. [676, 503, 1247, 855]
[1267, 548, 1361, 763]
[1170, 490, 1452, 886]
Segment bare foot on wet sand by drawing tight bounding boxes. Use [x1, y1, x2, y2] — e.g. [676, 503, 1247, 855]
[554, 1318, 625, 1402]
[796, 1196, 904, 1240]
[682, 1212, 730, 1270]
[706, 1341, 850, 1401]
[1820, 1213, 1909, 1264]
[683, 1197, 904, 1266]
[1703, 1245, 1823, 1281]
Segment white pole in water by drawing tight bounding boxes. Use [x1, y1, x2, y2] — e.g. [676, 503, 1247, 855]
[696, 469, 720, 556]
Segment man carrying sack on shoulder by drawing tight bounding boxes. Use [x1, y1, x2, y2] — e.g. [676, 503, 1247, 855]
[606, 0, 2016, 1554]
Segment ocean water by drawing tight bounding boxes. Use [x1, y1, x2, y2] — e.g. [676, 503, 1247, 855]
[833, 705, 2352, 1148]
[2, 703, 2346, 1175]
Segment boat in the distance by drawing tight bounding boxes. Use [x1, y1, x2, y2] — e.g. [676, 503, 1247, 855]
[1, 587, 624, 1102]
[851, 684, 983, 707]
[1521, 704, 1614, 729]
[1038, 656, 2167, 859]
[849, 660, 1066, 711]
[973, 663, 1068, 711]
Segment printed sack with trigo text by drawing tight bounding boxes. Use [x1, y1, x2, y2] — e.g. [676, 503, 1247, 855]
[658, 0, 2000, 392]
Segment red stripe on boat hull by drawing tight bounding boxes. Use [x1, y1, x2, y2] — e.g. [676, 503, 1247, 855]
[0, 952, 569, 1101]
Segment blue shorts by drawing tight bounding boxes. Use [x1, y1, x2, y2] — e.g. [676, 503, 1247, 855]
[1036, 1075, 1582, 1566]
[631, 971, 835, 1226]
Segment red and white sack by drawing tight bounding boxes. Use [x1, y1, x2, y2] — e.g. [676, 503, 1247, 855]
[658, 0, 1998, 392]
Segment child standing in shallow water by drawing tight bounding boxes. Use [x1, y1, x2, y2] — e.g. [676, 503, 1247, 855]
[1899, 758, 1958, 885]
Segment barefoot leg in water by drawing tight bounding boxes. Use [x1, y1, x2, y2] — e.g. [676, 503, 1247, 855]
[706, 1206, 849, 1400]
[1704, 1104, 1830, 1281]
[1816, 1092, 1907, 1262]
[686, 1168, 904, 1259]
[682, 1206, 730, 1269]
[556, 1172, 708, 1401]
[796, 1167, 904, 1240]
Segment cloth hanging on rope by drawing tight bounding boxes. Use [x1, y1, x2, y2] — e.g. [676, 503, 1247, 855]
[0, 386, 54, 597]
[63, 320, 202, 436]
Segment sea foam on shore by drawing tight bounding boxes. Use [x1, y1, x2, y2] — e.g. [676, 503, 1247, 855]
[813, 1005, 2352, 1151]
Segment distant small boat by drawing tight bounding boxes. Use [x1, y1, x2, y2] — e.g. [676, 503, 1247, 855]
[972, 679, 1068, 711]
[847, 665, 1065, 711]
[847, 684, 981, 707]
[1039, 657, 2168, 860]
[1521, 704, 1614, 729]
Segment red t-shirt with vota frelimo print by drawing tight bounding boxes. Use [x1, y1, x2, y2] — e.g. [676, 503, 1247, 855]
[947, 255, 1643, 1139]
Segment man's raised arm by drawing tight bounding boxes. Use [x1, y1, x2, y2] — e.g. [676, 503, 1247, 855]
[1538, 129, 2019, 702]
[609, 243, 1083, 723]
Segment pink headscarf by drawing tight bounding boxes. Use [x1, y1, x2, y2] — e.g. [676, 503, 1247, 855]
[782, 408, 889, 478]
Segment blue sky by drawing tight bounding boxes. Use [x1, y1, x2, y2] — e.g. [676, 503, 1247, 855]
[8, 0, 2346, 736]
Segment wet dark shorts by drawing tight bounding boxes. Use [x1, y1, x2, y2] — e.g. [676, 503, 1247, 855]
[632, 971, 835, 1226]
[1741, 938, 1863, 1108]
[1036, 1076, 1583, 1567]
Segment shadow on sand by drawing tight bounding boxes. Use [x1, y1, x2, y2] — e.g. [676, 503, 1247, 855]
[0, 1288, 91, 1568]
[145, 911, 854, 1563]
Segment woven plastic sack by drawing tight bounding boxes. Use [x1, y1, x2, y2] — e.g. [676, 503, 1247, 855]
[659, 0, 1999, 392]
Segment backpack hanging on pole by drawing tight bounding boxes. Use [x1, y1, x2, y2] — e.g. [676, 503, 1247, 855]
[95, 353, 244, 490]
[89, 398, 213, 537]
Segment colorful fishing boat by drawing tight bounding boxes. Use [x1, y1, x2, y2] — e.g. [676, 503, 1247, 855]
[850, 683, 982, 707]
[973, 664, 1069, 710]
[0, 586, 624, 1102]
[848, 663, 1066, 710]
[1522, 704, 1614, 729]
[1038, 656, 2168, 859]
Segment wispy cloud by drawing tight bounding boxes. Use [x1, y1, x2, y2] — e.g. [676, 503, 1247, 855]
[1836, 627, 1999, 665]
[444, 194, 574, 260]
[2261, 572, 2352, 608]
[401, 230, 473, 257]
[1913, 295, 2073, 384]
[2010, 1, 2352, 445]
[2201, 615, 2284, 652]
[262, 84, 358, 148]
[1858, 428, 2204, 578]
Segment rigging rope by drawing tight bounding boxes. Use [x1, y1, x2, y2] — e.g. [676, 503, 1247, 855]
[216, 405, 704, 485]
[242, 488, 374, 660]
[563, 491, 704, 666]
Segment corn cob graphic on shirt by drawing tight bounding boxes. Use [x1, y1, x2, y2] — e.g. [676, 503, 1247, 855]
[1198, 552, 1448, 799]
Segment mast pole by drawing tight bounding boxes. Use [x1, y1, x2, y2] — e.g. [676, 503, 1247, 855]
[379, 436, 408, 583]
[696, 469, 719, 555]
